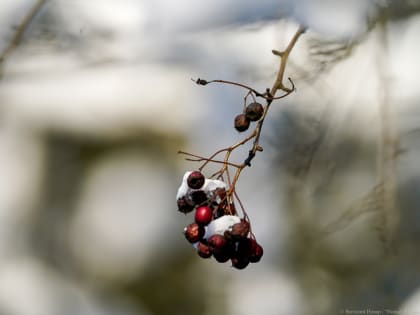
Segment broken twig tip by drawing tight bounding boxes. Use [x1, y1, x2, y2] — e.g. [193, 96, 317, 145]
[272, 49, 284, 57]
[193, 78, 208, 86]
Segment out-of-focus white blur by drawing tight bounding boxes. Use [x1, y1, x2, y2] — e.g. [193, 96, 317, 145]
[0, 1, 419, 315]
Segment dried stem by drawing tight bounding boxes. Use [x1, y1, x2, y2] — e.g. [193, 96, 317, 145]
[271, 26, 306, 95]
[178, 151, 242, 168]
[193, 78, 266, 98]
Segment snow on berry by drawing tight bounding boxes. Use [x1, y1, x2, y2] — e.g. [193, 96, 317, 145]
[176, 171, 192, 200]
[202, 178, 226, 192]
[204, 215, 241, 239]
[176, 170, 262, 269]
[176, 172, 228, 209]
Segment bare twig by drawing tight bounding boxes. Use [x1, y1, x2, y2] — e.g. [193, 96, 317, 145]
[246, 26, 306, 167]
[270, 26, 306, 95]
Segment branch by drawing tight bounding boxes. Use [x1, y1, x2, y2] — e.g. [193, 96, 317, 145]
[186, 25, 306, 215]
[270, 26, 306, 95]
[0, 0, 47, 63]
[245, 26, 305, 166]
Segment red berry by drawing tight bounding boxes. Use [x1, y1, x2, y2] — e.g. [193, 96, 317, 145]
[197, 241, 212, 258]
[184, 223, 205, 243]
[249, 241, 263, 263]
[187, 171, 205, 189]
[245, 102, 264, 121]
[195, 206, 213, 226]
[234, 114, 250, 132]
[208, 234, 231, 262]
[207, 234, 227, 251]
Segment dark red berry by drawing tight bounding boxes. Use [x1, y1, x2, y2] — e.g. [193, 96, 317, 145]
[229, 220, 250, 240]
[191, 190, 208, 205]
[249, 241, 263, 263]
[187, 171, 205, 189]
[197, 241, 212, 258]
[208, 234, 231, 262]
[177, 196, 194, 214]
[236, 238, 254, 257]
[207, 234, 228, 252]
[184, 223, 205, 243]
[223, 230, 233, 241]
[245, 102, 264, 121]
[207, 234, 226, 247]
[234, 114, 250, 132]
[213, 250, 231, 263]
[195, 205, 213, 226]
[231, 256, 250, 269]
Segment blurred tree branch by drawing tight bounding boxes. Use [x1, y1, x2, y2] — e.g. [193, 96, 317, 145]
[0, 0, 47, 63]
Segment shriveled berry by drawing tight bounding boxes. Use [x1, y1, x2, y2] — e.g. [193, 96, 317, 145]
[195, 205, 213, 226]
[245, 102, 264, 121]
[234, 114, 250, 132]
[191, 190, 208, 205]
[229, 220, 250, 240]
[231, 256, 250, 269]
[249, 241, 263, 263]
[223, 230, 233, 241]
[197, 241, 212, 258]
[187, 171, 205, 189]
[184, 223, 205, 243]
[177, 196, 194, 214]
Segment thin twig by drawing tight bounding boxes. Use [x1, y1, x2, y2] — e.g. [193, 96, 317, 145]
[0, 0, 47, 63]
[178, 150, 240, 166]
[270, 26, 306, 95]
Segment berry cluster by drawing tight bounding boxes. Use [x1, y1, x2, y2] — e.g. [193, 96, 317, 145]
[177, 170, 263, 269]
[176, 27, 305, 270]
[234, 102, 264, 132]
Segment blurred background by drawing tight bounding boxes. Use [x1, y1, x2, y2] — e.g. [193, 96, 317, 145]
[0, 1, 420, 315]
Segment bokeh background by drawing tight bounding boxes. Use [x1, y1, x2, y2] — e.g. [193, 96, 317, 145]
[0, 1, 420, 315]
